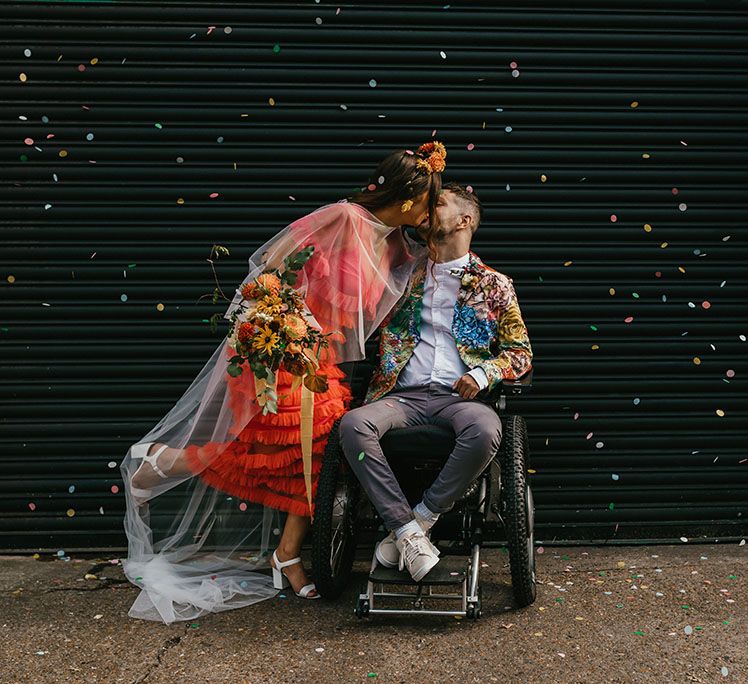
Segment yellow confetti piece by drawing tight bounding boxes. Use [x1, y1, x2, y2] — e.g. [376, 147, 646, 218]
[563, 260, 573, 266]
[716, 409, 725, 417]
[66, 508, 75, 517]
[660, 242, 668, 248]
[177, 198, 185, 204]
[630, 101, 639, 108]
[19, 72, 27, 82]
[527, 469, 536, 474]
[575, 616, 585, 621]
[90, 58, 98, 65]
[534, 632, 544, 637]
[59, 150, 68, 158]
[609, 287, 616, 295]
[268, 97, 276, 106]
[591, 344, 600, 350]
[84, 573, 98, 580]
[693, 357, 701, 365]
[541, 174, 547, 183]
[617, 561, 626, 568]
[7, 275, 15, 284]
[643, 223, 652, 232]
[642, 153, 650, 159]
[678, 266, 686, 273]
[156, 303, 165, 311]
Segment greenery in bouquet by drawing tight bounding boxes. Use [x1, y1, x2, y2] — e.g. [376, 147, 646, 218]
[203, 245, 332, 415]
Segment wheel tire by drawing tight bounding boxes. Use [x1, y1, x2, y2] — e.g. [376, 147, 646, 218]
[311, 418, 361, 599]
[499, 415, 537, 608]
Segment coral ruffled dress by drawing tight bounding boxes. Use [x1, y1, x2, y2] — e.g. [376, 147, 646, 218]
[182, 201, 402, 517]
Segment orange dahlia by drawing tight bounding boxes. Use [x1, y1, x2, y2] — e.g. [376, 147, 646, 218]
[256, 273, 282, 295]
[427, 152, 446, 173]
[283, 314, 307, 340]
[237, 321, 258, 345]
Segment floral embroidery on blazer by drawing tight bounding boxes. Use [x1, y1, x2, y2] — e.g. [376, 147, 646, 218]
[365, 251, 533, 404]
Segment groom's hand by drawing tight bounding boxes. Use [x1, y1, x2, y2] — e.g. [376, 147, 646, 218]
[452, 373, 480, 400]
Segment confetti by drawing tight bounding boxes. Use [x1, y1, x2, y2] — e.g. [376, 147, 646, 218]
[440, 51, 447, 59]
[369, 79, 377, 87]
[358, 451, 365, 461]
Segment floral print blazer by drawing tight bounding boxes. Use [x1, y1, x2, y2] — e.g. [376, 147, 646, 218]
[365, 250, 533, 404]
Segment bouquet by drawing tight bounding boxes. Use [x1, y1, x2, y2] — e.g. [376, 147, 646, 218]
[206, 245, 332, 415]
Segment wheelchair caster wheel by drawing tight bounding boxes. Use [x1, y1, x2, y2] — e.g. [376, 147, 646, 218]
[466, 587, 482, 619]
[355, 590, 370, 619]
[355, 599, 370, 618]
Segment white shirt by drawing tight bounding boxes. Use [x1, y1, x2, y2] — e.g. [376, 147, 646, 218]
[395, 252, 489, 392]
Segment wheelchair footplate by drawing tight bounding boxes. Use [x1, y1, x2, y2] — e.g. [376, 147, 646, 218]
[355, 546, 483, 619]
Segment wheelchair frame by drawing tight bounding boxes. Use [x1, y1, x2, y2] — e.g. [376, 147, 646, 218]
[311, 368, 536, 619]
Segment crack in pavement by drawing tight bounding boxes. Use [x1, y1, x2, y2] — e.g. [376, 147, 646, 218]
[130, 632, 185, 684]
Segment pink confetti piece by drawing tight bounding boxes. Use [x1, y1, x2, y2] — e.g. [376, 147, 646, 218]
[702, 301, 711, 309]
[28, 502, 36, 511]
[110, 485, 119, 494]
[367, 183, 377, 191]
[77, 64, 86, 72]
[726, 369, 735, 378]
[24, 137, 34, 145]
[610, 214, 617, 222]
[671, 187, 679, 195]
[239, 502, 248, 511]
[209, 192, 219, 199]
[509, 61, 518, 68]
[624, 316, 634, 323]
[467, 143, 475, 150]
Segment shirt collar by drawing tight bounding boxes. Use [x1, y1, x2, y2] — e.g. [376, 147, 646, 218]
[428, 252, 470, 273]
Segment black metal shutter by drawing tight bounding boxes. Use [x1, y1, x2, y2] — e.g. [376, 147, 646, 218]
[1, 1, 746, 551]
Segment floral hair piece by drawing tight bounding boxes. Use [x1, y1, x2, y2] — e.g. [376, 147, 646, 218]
[415, 140, 447, 174]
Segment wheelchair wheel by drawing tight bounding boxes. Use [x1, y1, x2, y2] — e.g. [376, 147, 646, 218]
[311, 418, 361, 599]
[499, 415, 537, 608]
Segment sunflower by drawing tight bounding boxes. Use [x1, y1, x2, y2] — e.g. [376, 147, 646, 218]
[254, 295, 284, 316]
[252, 324, 280, 355]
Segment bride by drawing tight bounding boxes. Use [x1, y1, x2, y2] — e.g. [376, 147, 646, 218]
[119, 141, 447, 622]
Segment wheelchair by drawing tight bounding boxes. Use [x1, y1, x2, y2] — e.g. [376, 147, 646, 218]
[310, 350, 536, 620]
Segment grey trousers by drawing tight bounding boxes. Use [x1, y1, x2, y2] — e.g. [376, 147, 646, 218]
[339, 382, 502, 531]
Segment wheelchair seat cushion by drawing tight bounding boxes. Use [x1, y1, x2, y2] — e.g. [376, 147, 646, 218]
[379, 424, 456, 468]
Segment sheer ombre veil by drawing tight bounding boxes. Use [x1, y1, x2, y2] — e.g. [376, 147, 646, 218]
[119, 199, 426, 623]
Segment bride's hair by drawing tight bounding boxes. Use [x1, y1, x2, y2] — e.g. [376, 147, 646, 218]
[348, 148, 443, 262]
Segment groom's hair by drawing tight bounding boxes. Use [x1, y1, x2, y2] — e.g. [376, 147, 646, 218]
[442, 182, 483, 233]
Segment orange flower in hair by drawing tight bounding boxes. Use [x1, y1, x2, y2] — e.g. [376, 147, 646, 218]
[415, 140, 447, 174]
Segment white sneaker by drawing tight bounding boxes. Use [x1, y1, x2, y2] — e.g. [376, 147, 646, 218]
[375, 512, 439, 569]
[396, 531, 440, 582]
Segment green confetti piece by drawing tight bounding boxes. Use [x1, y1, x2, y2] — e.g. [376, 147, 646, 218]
[154, 123, 163, 129]
[723, 620, 730, 625]
[189, 623, 199, 629]
[608, 503, 615, 510]
[682, 605, 690, 610]
[590, 324, 598, 331]
[561, 555, 569, 560]
[367, 675, 378, 679]
[598, 571, 606, 577]
[555, 597, 564, 603]
[135, 576, 142, 581]
[538, 275, 544, 283]
[695, 626, 703, 631]
[273, 44, 281, 53]
[632, 292, 639, 298]
[127, 263, 137, 268]
[616, 604, 624, 609]
[633, 630, 646, 636]
[728, 575, 737, 580]
[358, 451, 365, 461]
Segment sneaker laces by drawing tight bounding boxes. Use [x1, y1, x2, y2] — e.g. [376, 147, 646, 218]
[399, 532, 433, 568]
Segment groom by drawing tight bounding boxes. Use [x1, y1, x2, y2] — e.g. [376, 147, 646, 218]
[339, 183, 533, 582]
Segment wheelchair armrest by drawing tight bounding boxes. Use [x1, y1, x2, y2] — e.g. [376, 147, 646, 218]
[479, 368, 533, 408]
